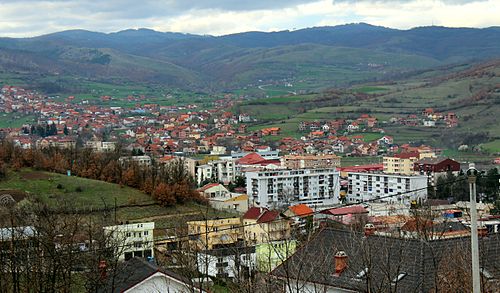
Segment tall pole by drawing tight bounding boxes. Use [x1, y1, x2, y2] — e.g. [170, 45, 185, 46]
[468, 163, 481, 293]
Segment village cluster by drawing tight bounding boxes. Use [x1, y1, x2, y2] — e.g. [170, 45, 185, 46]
[1, 85, 499, 292]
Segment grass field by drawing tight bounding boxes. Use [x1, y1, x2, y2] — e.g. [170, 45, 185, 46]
[0, 113, 36, 128]
[481, 140, 500, 154]
[0, 169, 236, 228]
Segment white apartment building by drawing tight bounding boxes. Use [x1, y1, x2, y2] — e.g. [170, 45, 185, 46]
[246, 168, 340, 209]
[103, 222, 155, 261]
[347, 172, 428, 205]
[196, 160, 236, 185]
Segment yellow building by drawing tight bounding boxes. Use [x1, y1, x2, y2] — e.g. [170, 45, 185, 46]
[187, 217, 242, 250]
[383, 151, 436, 175]
[242, 207, 291, 245]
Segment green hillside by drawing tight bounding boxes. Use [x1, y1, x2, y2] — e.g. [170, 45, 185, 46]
[0, 169, 235, 228]
[240, 60, 500, 155]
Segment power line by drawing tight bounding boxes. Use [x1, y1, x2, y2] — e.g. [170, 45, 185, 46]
[0, 177, 470, 258]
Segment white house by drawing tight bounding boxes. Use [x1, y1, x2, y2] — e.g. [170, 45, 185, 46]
[98, 257, 207, 293]
[103, 222, 155, 261]
[197, 246, 256, 279]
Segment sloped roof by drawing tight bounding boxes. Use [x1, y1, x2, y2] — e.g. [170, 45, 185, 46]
[224, 194, 248, 202]
[243, 207, 267, 220]
[257, 210, 280, 223]
[271, 227, 500, 293]
[237, 152, 266, 165]
[321, 205, 368, 216]
[98, 258, 202, 293]
[289, 204, 314, 217]
[197, 183, 224, 192]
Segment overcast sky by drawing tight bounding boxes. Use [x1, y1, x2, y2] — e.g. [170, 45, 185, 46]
[0, 0, 498, 37]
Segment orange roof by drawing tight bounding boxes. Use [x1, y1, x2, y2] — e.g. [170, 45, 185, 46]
[289, 204, 314, 217]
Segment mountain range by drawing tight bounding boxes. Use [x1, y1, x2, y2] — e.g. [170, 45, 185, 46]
[1, 23, 500, 92]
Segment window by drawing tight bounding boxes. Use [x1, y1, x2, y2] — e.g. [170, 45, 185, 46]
[126, 232, 131, 237]
[134, 241, 142, 248]
[356, 268, 368, 279]
[143, 231, 148, 236]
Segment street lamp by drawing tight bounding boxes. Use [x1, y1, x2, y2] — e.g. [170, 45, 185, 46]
[467, 163, 480, 293]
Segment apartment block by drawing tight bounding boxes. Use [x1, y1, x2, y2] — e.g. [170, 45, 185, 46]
[246, 168, 340, 208]
[347, 172, 427, 205]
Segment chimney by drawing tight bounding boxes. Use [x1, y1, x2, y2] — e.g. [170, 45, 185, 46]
[99, 260, 107, 280]
[364, 223, 375, 236]
[334, 251, 348, 276]
[478, 226, 488, 238]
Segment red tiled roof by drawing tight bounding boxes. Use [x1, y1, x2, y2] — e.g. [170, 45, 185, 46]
[321, 205, 368, 216]
[289, 204, 314, 217]
[243, 207, 267, 220]
[237, 152, 266, 165]
[257, 210, 280, 223]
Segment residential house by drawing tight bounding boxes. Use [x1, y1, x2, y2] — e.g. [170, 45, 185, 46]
[242, 207, 291, 245]
[270, 227, 500, 293]
[197, 246, 256, 279]
[256, 240, 297, 273]
[103, 222, 155, 261]
[283, 204, 314, 234]
[187, 218, 242, 250]
[98, 257, 206, 293]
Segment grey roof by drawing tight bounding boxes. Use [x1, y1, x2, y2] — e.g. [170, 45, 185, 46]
[0, 226, 36, 241]
[271, 227, 500, 293]
[98, 257, 197, 293]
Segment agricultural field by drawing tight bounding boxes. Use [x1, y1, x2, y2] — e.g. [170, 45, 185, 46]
[0, 113, 36, 128]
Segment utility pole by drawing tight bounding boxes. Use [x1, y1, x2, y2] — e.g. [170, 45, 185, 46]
[467, 163, 481, 293]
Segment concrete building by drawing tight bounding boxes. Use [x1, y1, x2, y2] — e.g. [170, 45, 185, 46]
[196, 246, 256, 279]
[103, 222, 155, 261]
[246, 168, 341, 208]
[119, 155, 152, 167]
[347, 172, 428, 205]
[187, 218, 242, 250]
[242, 207, 291, 246]
[383, 153, 420, 175]
[196, 160, 236, 185]
[281, 154, 341, 169]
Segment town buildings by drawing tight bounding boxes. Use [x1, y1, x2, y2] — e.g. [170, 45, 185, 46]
[281, 154, 341, 169]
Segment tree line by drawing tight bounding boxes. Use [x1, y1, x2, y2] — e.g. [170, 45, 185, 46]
[0, 141, 207, 207]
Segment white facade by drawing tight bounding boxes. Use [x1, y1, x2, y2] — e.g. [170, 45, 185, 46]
[347, 172, 427, 205]
[125, 272, 207, 293]
[197, 248, 256, 279]
[196, 160, 236, 184]
[103, 222, 155, 261]
[246, 168, 341, 209]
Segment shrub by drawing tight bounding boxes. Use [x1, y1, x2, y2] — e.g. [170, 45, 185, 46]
[75, 186, 83, 192]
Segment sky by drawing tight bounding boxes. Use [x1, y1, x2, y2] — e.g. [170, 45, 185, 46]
[0, 0, 499, 37]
